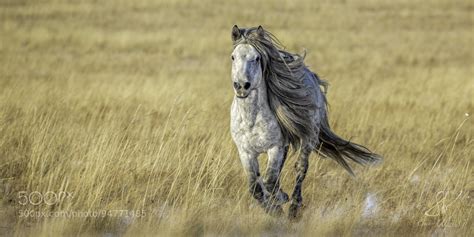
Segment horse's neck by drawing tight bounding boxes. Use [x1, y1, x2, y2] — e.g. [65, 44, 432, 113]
[233, 83, 270, 122]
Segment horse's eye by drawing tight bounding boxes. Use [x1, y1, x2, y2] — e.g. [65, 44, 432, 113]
[231, 55, 235, 61]
[255, 56, 260, 62]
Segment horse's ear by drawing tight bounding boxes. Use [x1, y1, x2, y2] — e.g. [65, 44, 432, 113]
[232, 25, 242, 42]
[257, 25, 265, 37]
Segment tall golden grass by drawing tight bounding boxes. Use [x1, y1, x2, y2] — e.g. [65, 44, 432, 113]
[0, 0, 472, 236]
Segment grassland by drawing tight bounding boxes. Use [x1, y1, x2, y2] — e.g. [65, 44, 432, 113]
[0, 0, 473, 236]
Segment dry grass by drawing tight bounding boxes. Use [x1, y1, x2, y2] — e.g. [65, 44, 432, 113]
[0, 0, 473, 236]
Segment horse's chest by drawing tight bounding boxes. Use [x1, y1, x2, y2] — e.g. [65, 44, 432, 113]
[231, 106, 282, 153]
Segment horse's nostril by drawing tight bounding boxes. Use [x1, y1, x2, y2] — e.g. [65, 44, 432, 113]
[233, 82, 240, 90]
[244, 82, 251, 90]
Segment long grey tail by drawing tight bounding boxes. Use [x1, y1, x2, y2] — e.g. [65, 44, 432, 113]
[310, 72, 381, 175]
[317, 112, 382, 176]
[313, 73, 382, 176]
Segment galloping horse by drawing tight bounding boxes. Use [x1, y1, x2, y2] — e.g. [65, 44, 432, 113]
[229, 25, 381, 219]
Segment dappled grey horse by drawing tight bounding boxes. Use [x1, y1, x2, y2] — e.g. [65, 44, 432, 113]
[230, 25, 381, 219]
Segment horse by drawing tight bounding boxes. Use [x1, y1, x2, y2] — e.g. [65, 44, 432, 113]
[229, 25, 381, 219]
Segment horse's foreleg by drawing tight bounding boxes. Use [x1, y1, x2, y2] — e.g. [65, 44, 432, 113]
[288, 147, 310, 220]
[264, 145, 289, 206]
[237, 149, 267, 204]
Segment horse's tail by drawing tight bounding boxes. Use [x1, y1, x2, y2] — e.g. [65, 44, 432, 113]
[314, 78, 381, 175]
[317, 113, 381, 175]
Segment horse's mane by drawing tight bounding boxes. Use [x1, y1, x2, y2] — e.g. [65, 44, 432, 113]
[233, 27, 326, 150]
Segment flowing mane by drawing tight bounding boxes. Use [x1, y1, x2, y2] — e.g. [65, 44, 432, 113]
[233, 27, 327, 150]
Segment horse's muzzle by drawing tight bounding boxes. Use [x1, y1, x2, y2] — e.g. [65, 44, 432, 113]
[233, 81, 251, 98]
[236, 94, 249, 99]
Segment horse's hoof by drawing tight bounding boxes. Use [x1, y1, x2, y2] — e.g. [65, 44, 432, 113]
[288, 203, 304, 221]
[272, 190, 289, 206]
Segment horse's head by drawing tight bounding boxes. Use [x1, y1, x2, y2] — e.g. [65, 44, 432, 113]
[230, 25, 265, 99]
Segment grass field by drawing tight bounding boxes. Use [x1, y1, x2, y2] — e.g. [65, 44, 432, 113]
[0, 0, 473, 236]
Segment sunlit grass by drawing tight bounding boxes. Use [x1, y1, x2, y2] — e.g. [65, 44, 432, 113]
[0, 0, 472, 236]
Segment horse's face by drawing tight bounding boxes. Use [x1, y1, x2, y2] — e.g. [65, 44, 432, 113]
[231, 44, 263, 99]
